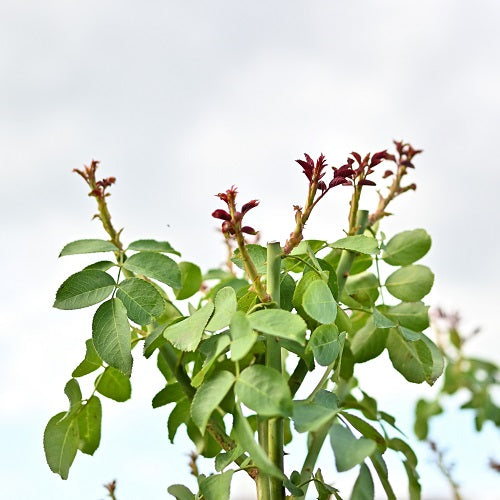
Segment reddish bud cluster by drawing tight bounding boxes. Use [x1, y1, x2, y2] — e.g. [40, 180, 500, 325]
[212, 186, 259, 237]
[73, 160, 116, 199]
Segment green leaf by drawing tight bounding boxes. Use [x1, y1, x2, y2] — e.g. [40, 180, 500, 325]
[92, 298, 132, 376]
[292, 390, 339, 432]
[122, 251, 181, 288]
[306, 324, 340, 366]
[72, 339, 102, 377]
[388, 438, 418, 468]
[248, 309, 307, 345]
[77, 396, 101, 455]
[54, 270, 115, 310]
[232, 406, 283, 480]
[329, 235, 379, 255]
[143, 325, 168, 358]
[167, 484, 195, 500]
[174, 261, 202, 300]
[350, 317, 388, 363]
[414, 399, 442, 439]
[340, 412, 386, 451]
[350, 463, 374, 500]
[385, 302, 430, 331]
[419, 333, 444, 385]
[59, 239, 118, 256]
[116, 277, 165, 325]
[344, 272, 379, 306]
[64, 379, 82, 415]
[83, 260, 116, 271]
[397, 326, 421, 341]
[152, 383, 184, 408]
[95, 366, 132, 402]
[235, 365, 292, 417]
[128, 239, 180, 255]
[302, 280, 337, 324]
[198, 470, 234, 500]
[372, 307, 397, 328]
[191, 333, 231, 387]
[206, 287, 237, 331]
[383, 229, 431, 266]
[168, 396, 190, 442]
[191, 371, 235, 433]
[229, 311, 257, 361]
[43, 412, 79, 480]
[215, 445, 245, 472]
[163, 302, 214, 352]
[280, 273, 296, 311]
[385, 265, 434, 302]
[370, 451, 396, 500]
[329, 423, 376, 472]
[231, 244, 267, 274]
[314, 468, 341, 500]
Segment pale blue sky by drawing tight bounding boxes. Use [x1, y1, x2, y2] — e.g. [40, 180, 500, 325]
[1, 1, 499, 498]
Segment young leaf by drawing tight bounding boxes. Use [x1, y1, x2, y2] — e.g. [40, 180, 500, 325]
[248, 309, 307, 345]
[198, 470, 234, 500]
[59, 239, 118, 256]
[92, 298, 133, 376]
[306, 324, 340, 366]
[329, 235, 379, 255]
[54, 270, 115, 310]
[127, 239, 181, 256]
[229, 311, 257, 361]
[206, 286, 237, 331]
[235, 365, 292, 417]
[329, 423, 377, 472]
[382, 229, 431, 266]
[95, 366, 132, 402]
[174, 261, 202, 300]
[116, 277, 165, 325]
[385, 265, 434, 302]
[43, 412, 79, 480]
[191, 371, 235, 433]
[163, 302, 214, 352]
[77, 395, 102, 455]
[302, 280, 337, 324]
[350, 463, 374, 500]
[72, 339, 102, 377]
[122, 251, 181, 288]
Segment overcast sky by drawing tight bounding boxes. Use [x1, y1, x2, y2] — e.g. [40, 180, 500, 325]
[1, 1, 499, 499]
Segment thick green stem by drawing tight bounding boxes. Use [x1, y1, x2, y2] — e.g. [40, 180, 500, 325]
[265, 242, 284, 499]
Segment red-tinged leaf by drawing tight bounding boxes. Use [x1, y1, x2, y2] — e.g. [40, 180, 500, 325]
[212, 209, 231, 221]
[351, 152, 362, 164]
[359, 179, 376, 186]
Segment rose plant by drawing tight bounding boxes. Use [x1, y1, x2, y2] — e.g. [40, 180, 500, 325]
[44, 141, 443, 499]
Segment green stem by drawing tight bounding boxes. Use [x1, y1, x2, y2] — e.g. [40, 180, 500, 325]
[265, 242, 284, 500]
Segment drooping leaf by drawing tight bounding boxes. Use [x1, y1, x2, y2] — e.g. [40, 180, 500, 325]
[329, 423, 376, 472]
[350, 463, 374, 500]
[414, 399, 443, 439]
[122, 251, 181, 288]
[385, 265, 434, 302]
[72, 339, 102, 377]
[306, 324, 340, 366]
[127, 239, 181, 256]
[54, 270, 115, 310]
[174, 261, 202, 300]
[231, 244, 268, 274]
[206, 287, 237, 331]
[292, 390, 339, 432]
[116, 277, 165, 325]
[235, 365, 292, 417]
[340, 412, 386, 451]
[198, 470, 234, 500]
[302, 280, 337, 324]
[383, 229, 431, 266]
[385, 302, 430, 331]
[92, 298, 132, 376]
[229, 311, 257, 361]
[163, 302, 214, 352]
[191, 371, 235, 433]
[248, 309, 307, 345]
[329, 235, 379, 255]
[77, 396, 101, 455]
[370, 451, 396, 500]
[419, 333, 444, 385]
[232, 405, 283, 480]
[167, 484, 195, 500]
[152, 382, 184, 408]
[43, 412, 79, 480]
[95, 366, 132, 402]
[168, 396, 190, 442]
[59, 239, 118, 256]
